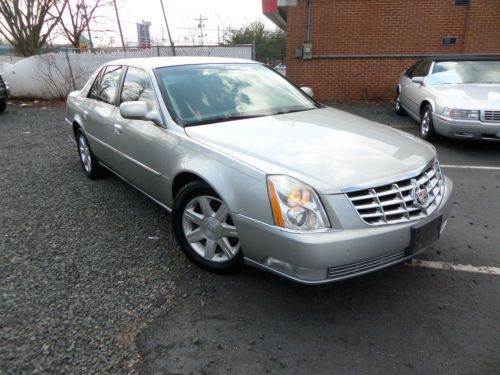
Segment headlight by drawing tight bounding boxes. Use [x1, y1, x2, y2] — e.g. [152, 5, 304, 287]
[442, 108, 479, 119]
[267, 175, 330, 231]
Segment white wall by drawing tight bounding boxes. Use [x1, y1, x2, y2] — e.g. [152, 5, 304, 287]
[0, 46, 252, 99]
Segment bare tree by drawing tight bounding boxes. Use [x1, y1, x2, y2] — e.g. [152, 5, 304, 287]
[0, 0, 67, 56]
[55, 0, 108, 49]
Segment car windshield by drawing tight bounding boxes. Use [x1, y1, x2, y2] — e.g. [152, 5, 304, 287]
[155, 63, 318, 126]
[428, 60, 500, 85]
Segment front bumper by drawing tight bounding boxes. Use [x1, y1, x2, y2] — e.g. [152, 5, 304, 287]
[433, 114, 500, 141]
[236, 176, 453, 285]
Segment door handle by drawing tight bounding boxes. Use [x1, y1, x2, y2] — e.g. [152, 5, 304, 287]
[114, 124, 122, 134]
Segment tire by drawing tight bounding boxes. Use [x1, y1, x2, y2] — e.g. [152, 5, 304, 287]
[172, 180, 243, 272]
[0, 98, 6, 113]
[420, 104, 438, 141]
[75, 128, 104, 179]
[394, 91, 406, 115]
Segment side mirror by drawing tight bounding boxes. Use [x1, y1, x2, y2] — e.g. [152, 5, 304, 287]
[119, 101, 163, 126]
[411, 76, 425, 85]
[301, 87, 314, 97]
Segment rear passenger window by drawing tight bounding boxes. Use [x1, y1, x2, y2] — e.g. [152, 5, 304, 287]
[120, 67, 157, 111]
[88, 65, 123, 105]
[97, 66, 123, 105]
[88, 68, 104, 100]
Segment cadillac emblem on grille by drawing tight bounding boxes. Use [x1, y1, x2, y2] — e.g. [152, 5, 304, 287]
[411, 179, 429, 207]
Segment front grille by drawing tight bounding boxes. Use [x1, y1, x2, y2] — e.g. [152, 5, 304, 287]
[346, 160, 444, 226]
[483, 111, 500, 123]
[327, 249, 406, 279]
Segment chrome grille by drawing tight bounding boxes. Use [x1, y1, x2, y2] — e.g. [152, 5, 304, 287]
[483, 111, 500, 123]
[327, 249, 406, 279]
[346, 160, 444, 225]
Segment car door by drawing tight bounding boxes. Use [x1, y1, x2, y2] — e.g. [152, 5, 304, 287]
[403, 60, 432, 117]
[111, 66, 168, 202]
[83, 65, 124, 168]
[399, 60, 421, 111]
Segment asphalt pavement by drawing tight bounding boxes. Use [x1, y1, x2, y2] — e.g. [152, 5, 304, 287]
[1, 103, 499, 374]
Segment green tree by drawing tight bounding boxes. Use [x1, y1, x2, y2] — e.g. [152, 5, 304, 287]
[225, 21, 285, 64]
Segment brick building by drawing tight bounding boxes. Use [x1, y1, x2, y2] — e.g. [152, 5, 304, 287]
[263, 0, 500, 102]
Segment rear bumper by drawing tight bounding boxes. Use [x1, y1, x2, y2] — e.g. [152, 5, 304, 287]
[236, 176, 453, 285]
[433, 114, 500, 141]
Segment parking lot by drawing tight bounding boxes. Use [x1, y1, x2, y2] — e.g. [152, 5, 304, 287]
[1, 103, 499, 374]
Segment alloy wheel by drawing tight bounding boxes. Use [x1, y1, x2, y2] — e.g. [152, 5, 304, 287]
[182, 195, 240, 262]
[78, 135, 92, 173]
[421, 109, 431, 136]
[395, 93, 401, 111]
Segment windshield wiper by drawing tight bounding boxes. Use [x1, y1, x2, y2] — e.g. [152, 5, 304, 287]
[272, 107, 316, 116]
[184, 114, 266, 127]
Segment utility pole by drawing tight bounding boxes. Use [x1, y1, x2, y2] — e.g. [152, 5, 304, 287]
[195, 14, 207, 46]
[159, 0, 176, 56]
[112, 0, 126, 51]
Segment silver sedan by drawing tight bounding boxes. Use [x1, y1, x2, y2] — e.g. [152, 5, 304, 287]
[66, 57, 453, 284]
[395, 58, 500, 141]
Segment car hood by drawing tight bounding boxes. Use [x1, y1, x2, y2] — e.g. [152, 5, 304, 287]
[185, 107, 436, 194]
[431, 84, 500, 109]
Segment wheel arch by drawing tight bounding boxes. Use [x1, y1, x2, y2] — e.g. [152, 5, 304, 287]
[419, 99, 435, 117]
[172, 171, 211, 199]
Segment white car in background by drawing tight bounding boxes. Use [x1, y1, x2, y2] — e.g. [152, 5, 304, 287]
[395, 58, 500, 141]
[274, 63, 286, 76]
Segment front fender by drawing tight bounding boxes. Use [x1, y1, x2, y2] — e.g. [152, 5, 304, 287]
[166, 134, 274, 225]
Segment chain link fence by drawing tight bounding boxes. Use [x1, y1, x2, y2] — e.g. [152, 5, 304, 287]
[0, 44, 254, 100]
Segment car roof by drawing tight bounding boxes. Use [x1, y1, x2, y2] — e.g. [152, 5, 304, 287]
[103, 56, 259, 69]
[420, 55, 500, 63]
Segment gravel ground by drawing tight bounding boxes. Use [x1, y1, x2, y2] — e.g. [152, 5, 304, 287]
[1, 103, 499, 374]
[0, 105, 184, 373]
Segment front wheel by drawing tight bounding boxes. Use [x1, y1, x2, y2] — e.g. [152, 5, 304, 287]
[172, 181, 243, 272]
[420, 104, 438, 141]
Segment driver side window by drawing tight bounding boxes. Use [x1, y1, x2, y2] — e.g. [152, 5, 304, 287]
[410, 61, 432, 78]
[120, 67, 157, 112]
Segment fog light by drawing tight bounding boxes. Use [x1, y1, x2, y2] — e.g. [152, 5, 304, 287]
[263, 257, 326, 281]
[454, 131, 474, 137]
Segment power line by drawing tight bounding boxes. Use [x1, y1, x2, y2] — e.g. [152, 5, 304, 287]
[195, 14, 208, 46]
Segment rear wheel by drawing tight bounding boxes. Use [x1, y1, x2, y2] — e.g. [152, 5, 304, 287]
[172, 181, 243, 272]
[420, 104, 438, 141]
[76, 129, 104, 179]
[394, 91, 406, 115]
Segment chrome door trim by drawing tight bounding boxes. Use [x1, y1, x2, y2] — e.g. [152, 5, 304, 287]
[98, 162, 171, 212]
[87, 133, 162, 177]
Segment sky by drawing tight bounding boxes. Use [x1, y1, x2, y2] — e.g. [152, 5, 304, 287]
[89, 0, 276, 47]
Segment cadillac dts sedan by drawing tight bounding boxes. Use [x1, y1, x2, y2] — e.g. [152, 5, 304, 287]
[395, 58, 500, 141]
[66, 57, 453, 284]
